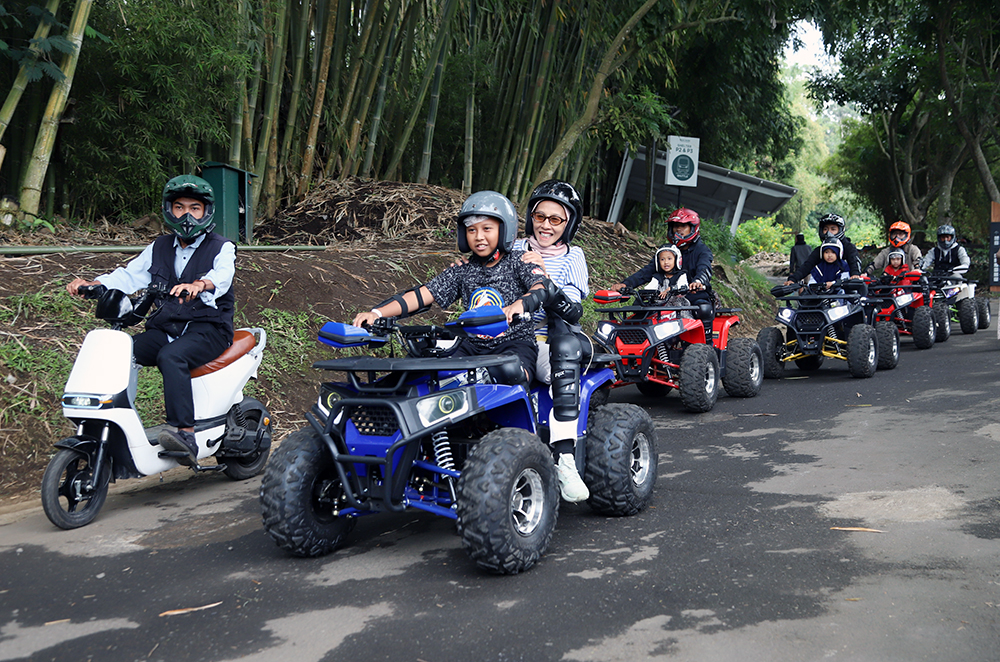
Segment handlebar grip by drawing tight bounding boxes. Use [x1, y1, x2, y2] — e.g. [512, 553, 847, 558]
[78, 284, 108, 300]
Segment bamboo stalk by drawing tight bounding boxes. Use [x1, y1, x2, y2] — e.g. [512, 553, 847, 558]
[252, 0, 290, 212]
[19, 0, 94, 217]
[297, 0, 339, 197]
[417, 37, 448, 184]
[0, 0, 62, 144]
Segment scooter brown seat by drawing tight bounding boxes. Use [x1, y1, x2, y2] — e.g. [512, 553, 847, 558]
[190, 330, 256, 377]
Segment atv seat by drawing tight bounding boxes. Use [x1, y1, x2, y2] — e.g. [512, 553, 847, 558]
[191, 329, 256, 377]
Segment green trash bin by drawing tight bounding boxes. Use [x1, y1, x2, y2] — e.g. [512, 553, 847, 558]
[200, 162, 256, 244]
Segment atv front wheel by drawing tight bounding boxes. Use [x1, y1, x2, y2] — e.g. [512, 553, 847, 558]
[756, 327, 785, 379]
[933, 305, 951, 342]
[912, 307, 935, 349]
[722, 337, 763, 397]
[976, 297, 991, 329]
[874, 321, 899, 370]
[958, 298, 978, 334]
[584, 404, 658, 516]
[457, 429, 558, 574]
[260, 428, 356, 557]
[847, 324, 878, 378]
[679, 343, 719, 412]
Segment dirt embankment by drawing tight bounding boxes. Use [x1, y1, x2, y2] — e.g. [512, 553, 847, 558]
[0, 178, 776, 504]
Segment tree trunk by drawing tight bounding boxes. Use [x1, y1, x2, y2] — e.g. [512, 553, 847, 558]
[252, 0, 290, 212]
[19, 0, 93, 217]
[529, 0, 658, 196]
[383, 0, 460, 180]
[0, 0, 61, 146]
[417, 42, 448, 184]
[298, 0, 339, 197]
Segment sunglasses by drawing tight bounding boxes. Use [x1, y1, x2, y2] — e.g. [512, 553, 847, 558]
[530, 211, 567, 226]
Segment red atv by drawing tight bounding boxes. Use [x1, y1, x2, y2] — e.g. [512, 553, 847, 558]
[864, 270, 936, 350]
[591, 287, 762, 412]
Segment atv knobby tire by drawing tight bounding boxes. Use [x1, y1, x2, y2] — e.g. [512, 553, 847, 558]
[847, 324, 878, 378]
[976, 297, 991, 329]
[722, 337, 763, 398]
[456, 429, 558, 574]
[911, 306, 935, 349]
[958, 298, 978, 334]
[584, 404, 658, 516]
[874, 321, 899, 370]
[933, 304, 951, 342]
[679, 343, 720, 412]
[260, 428, 356, 557]
[756, 326, 785, 379]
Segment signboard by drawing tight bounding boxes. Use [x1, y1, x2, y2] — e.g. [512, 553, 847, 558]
[666, 135, 700, 187]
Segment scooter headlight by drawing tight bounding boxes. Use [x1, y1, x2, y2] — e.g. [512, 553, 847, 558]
[777, 308, 794, 323]
[894, 293, 914, 307]
[416, 390, 469, 427]
[827, 305, 850, 323]
[62, 394, 113, 409]
[652, 320, 683, 341]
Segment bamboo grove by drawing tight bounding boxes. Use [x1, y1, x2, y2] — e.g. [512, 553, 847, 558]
[1, 0, 808, 224]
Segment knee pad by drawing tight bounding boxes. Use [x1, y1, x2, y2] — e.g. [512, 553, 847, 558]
[549, 333, 581, 421]
[487, 357, 527, 388]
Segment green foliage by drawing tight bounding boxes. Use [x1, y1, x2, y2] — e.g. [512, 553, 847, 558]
[0, 2, 68, 83]
[250, 308, 318, 381]
[596, 88, 680, 153]
[733, 216, 793, 259]
[59, 0, 249, 218]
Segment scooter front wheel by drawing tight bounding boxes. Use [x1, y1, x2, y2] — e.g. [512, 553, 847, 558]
[41, 447, 111, 529]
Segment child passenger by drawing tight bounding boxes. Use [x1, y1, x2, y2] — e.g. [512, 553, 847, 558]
[882, 248, 910, 280]
[644, 245, 693, 317]
[807, 238, 849, 291]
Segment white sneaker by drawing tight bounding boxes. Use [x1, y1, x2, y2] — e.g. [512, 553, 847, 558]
[556, 454, 589, 502]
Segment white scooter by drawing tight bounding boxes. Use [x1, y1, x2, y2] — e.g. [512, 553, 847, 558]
[41, 284, 273, 529]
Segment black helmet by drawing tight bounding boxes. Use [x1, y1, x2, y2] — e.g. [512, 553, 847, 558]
[456, 191, 518, 255]
[525, 180, 583, 245]
[936, 224, 956, 250]
[818, 213, 845, 241]
[162, 175, 216, 241]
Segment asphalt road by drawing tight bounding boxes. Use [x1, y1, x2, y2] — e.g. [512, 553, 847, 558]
[2, 311, 1000, 662]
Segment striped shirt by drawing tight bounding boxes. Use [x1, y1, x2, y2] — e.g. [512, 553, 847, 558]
[512, 239, 589, 336]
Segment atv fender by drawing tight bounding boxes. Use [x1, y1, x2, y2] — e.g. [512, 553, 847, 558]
[679, 318, 707, 345]
[711, 315, 740, 349]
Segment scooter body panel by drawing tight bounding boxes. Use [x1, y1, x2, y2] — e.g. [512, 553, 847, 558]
[64, 329, 133, 396]
[191, 352, 262, 420]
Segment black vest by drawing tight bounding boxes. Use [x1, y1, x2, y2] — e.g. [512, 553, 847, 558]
[145, 232, 235, 339]
[932, 245, 961, 271]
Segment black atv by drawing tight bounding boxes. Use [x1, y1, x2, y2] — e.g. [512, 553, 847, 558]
[758, 281, 887, 379]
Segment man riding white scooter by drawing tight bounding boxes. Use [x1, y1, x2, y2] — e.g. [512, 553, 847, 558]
[67, 175, 236, 464]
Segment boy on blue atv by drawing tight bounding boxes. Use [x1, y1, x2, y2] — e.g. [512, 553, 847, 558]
[352, 190, 588, 498]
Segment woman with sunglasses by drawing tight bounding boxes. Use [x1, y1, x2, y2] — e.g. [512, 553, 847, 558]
[512, 180, 592, 503]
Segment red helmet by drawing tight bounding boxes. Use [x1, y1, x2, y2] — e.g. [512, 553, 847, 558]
[667, 208, 700, 248]
[888, 221, 911, 248]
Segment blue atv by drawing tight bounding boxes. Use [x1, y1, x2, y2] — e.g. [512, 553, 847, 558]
[259, 306, 658, 574]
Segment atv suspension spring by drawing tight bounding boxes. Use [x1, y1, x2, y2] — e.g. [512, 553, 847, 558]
[431, 430, 458, 506]
[657, 343, 670, 362]
[432, 430, 455, 472]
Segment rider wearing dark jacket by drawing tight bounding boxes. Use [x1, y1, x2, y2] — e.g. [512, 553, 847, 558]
[612, 208, 713, 304]
[787, 214, 862, 284]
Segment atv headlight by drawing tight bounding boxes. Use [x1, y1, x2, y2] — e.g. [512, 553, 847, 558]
[652, 320, 683, 341]
[416, 390, 469, 427]
[317, 384, 349, 417]
[894, 293, 914, 307]
[777, 308, 794, 323]
[827, 305, 850, 323]
[595, 322, 615, 341]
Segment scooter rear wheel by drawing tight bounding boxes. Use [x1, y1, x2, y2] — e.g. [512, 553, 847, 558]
[41, 447, 111, 529]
